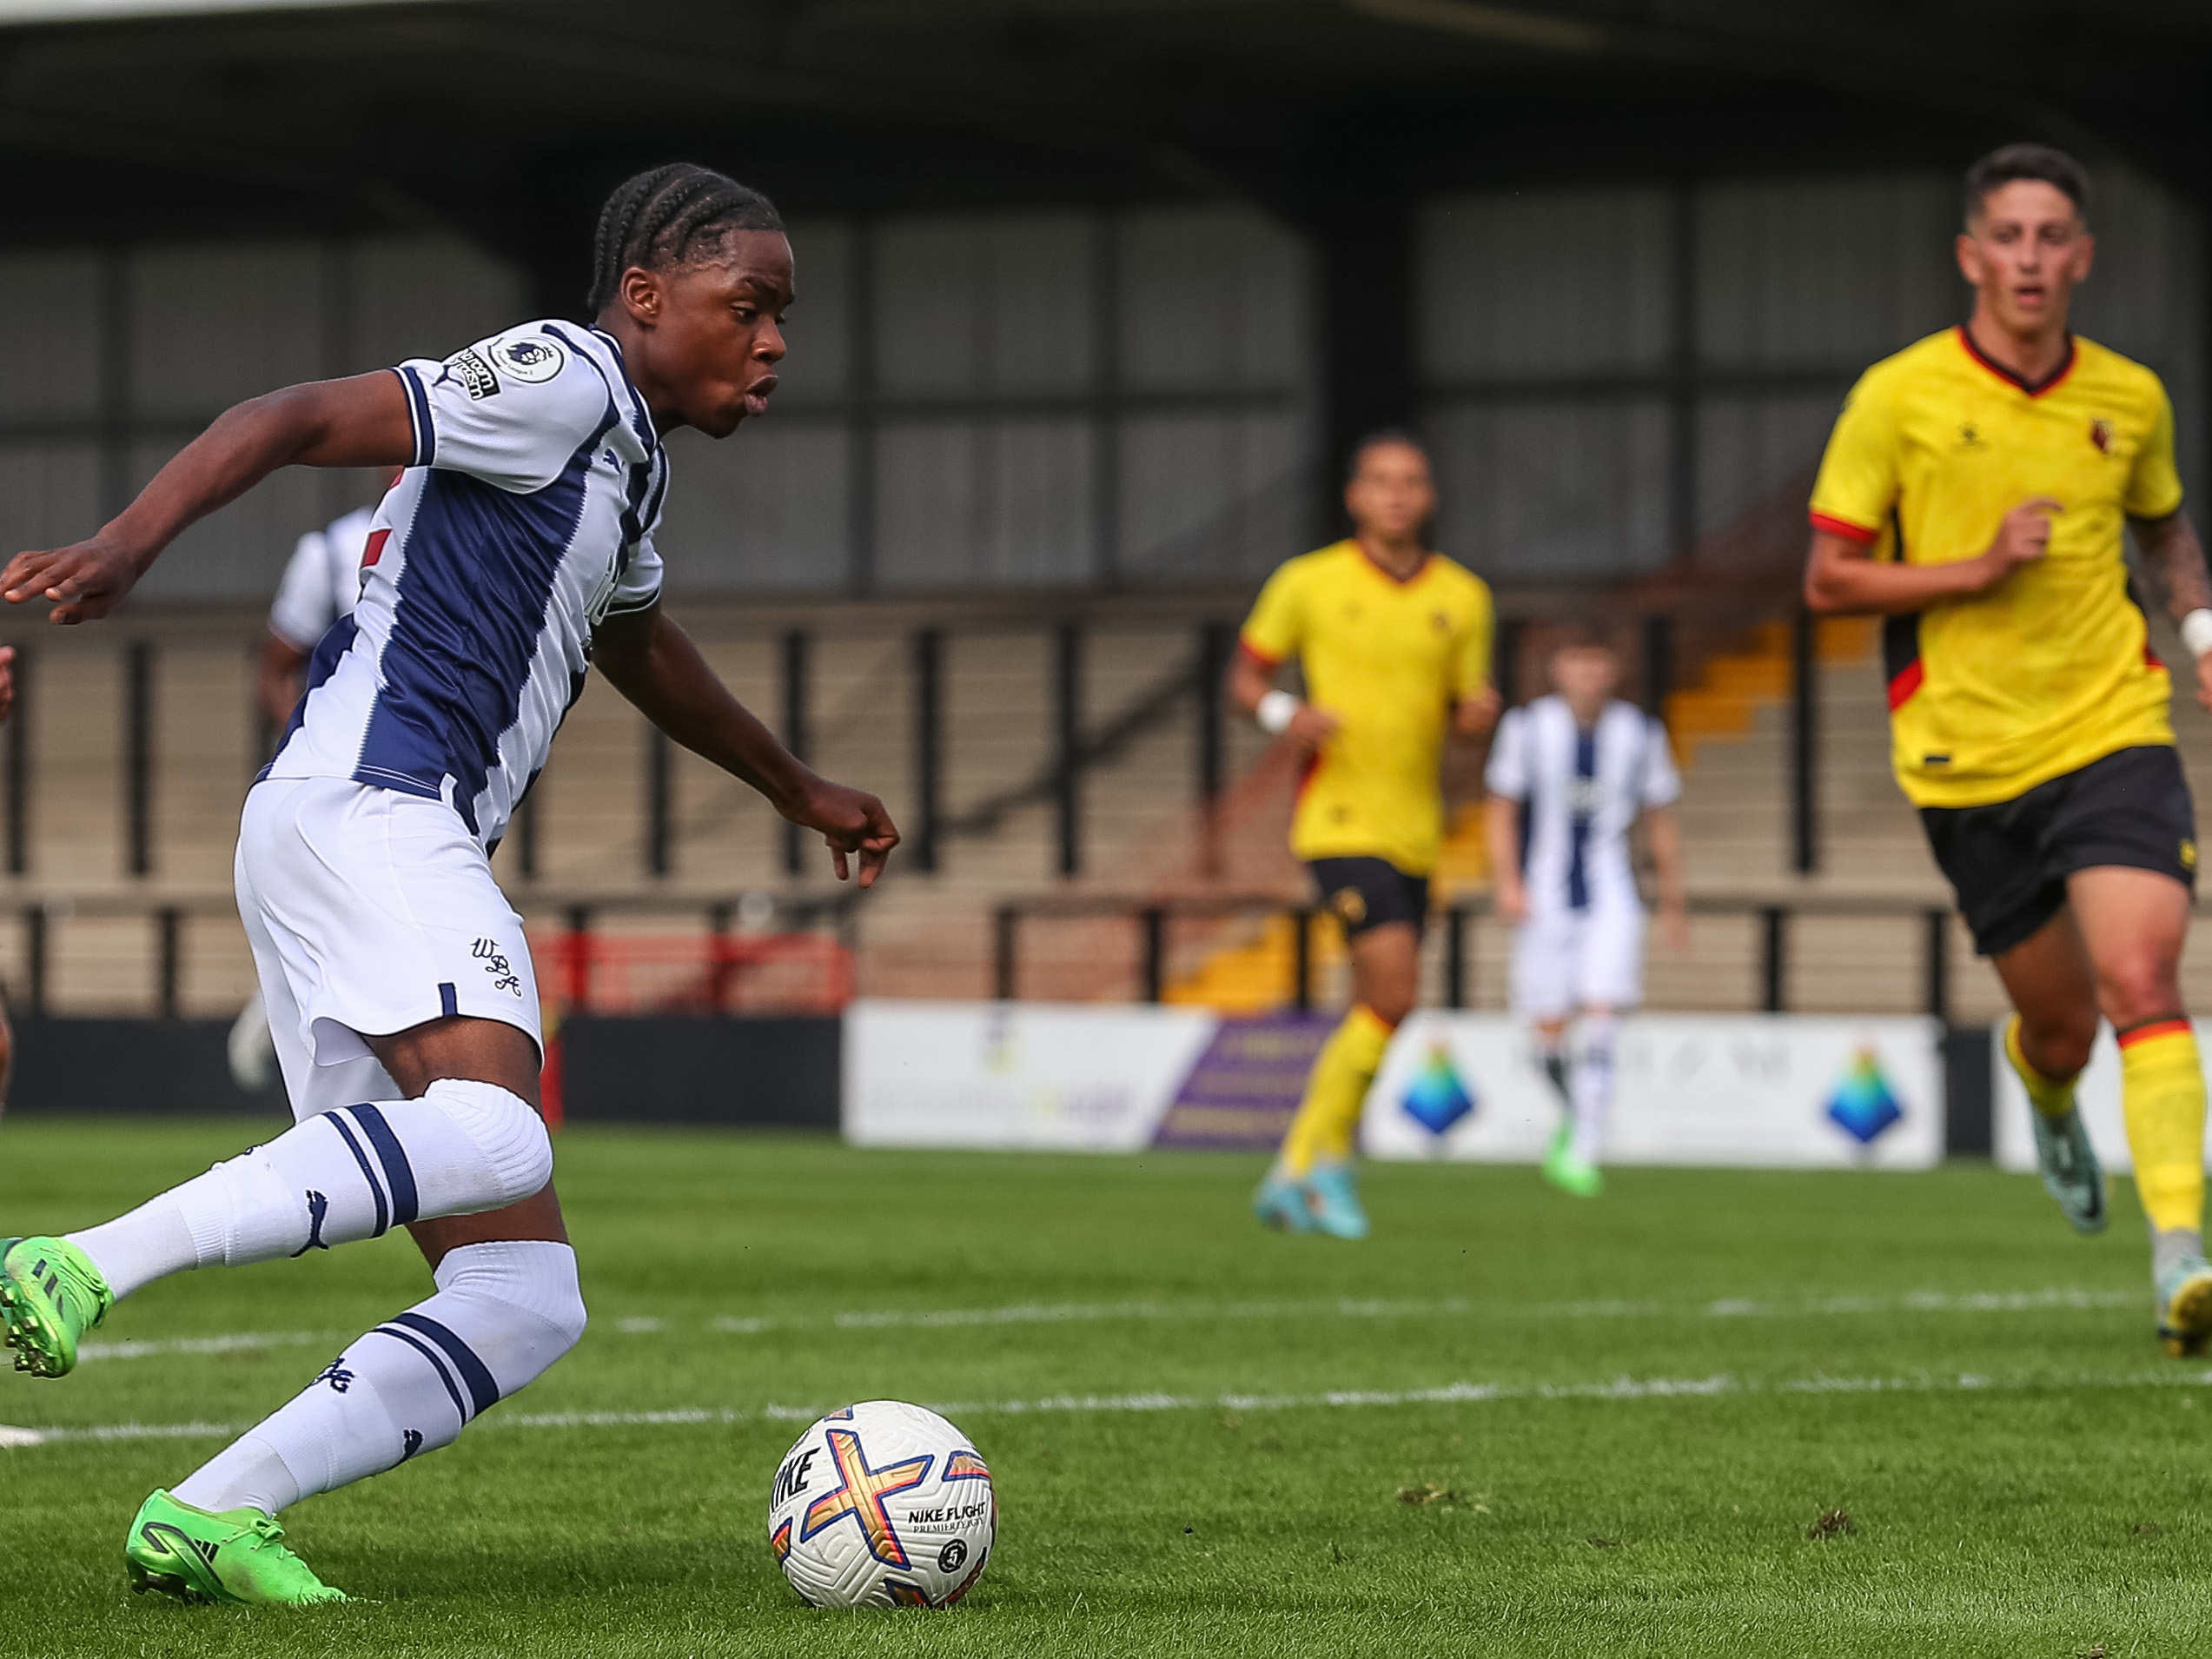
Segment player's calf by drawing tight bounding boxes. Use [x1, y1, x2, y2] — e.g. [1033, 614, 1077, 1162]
[62, 1078, 553, 1305]
[169, 1239, 586, 1518]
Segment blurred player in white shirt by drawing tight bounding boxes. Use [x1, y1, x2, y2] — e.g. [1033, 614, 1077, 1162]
[232, 482, 396, 1092]
[1485, 634, 1686, 1196]
[255, 492, 389, 731]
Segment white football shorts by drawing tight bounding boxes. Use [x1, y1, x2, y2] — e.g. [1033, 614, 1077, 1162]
[1508, 900, 1646, 1020]
[235, 776, 542, 1125]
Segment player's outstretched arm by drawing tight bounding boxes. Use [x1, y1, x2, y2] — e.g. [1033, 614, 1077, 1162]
[2133, 510, 2212, 714]
[1225, 647, 1338, 743]
[1483, 794, 1527, 926]
[593, 604, 898, 886]
[1802, 499, 2058, 616]
[1644, 803, 1690, 952]
[0, 373, 413, 627]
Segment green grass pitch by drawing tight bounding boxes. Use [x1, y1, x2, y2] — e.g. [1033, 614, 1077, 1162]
[2, 1117, 2207, 1657]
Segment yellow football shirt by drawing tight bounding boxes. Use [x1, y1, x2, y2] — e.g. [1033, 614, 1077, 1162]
[1809, 326, 2184, 809]
[1239, 540, 1493, 875]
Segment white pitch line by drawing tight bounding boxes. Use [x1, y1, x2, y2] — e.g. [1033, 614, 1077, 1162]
[9, 1365, 2210, 1450]
[76, 1331, 335, 1364]
[54, 1285, 2150, 1366]
[702, 1285, 2138, 1338]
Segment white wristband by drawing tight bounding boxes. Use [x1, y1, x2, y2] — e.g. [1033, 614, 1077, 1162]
[2182, 608, 2212, 660]
[1255, 689, 1301, 735]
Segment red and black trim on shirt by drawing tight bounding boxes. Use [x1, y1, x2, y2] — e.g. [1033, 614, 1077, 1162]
[1956, 324, 2076, 399]
[1878, 507, 1923, 713]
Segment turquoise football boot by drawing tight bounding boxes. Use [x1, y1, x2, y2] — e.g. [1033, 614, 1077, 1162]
[1302, 1164, 1370, 1240]
[1253, 1171, 1318, 1233]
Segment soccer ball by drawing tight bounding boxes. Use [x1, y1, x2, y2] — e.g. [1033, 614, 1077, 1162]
[767, 1400, 996, 1609]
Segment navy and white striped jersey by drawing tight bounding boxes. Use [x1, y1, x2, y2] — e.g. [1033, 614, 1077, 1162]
[264, 321, 667, 849]
[1484, 696, 1680, 916]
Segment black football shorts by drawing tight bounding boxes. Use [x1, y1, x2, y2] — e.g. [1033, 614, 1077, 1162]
[1919, 745, 2197, 957]
[1308, 856, 1431, 939]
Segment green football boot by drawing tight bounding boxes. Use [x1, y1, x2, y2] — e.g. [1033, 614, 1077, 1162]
[125, 1490, 348, 1607]
[2156, 1255, 2212, 1359]
[1540, 1126, 1604, 1198]
[0, 1235, 112, 1377]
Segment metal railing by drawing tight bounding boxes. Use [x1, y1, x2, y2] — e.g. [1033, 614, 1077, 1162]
[991, 892, 1963, 1019]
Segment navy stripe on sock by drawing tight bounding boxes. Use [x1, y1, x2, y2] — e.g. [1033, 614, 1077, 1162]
[322, 1112, 388, 1238]
[345, 1105, 420, 1227]
[387, 1311, 500, 1417]
[374, 1325, 469, 1425]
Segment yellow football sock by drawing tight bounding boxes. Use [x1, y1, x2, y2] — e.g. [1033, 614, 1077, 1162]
[2003, 1014, 2079, 1118]
[2118, 1019, 2208, 1236]
[1280, 1005, 1396, 1177]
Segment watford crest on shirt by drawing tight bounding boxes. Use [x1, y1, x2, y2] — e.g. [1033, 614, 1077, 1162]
[2090, 417, 2114, 455]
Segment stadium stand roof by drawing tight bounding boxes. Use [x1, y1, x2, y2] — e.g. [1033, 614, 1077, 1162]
[3, 0, 2208, 269]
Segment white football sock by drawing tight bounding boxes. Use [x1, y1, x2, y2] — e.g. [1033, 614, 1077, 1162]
[1569, 1013, 1618, 1165]
[171, 1239, 586, 1516]
[68, 1080, 552, 1302]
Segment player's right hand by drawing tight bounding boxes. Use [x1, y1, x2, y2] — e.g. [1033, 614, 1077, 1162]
[1976, 497, 2062, 588]
[790, 778, 900, 888]
[1493, 879, 1528, 926]
[1, 535, 146, 625]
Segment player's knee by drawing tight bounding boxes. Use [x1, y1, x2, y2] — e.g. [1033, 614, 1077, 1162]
[432, 1240, 587, 1386]
[1365, 987, 1415, 1028]
[424, 1078, 553, 1211]
[2096, 952, 2183, 1032]
[2022, 1006, 2099, 1078]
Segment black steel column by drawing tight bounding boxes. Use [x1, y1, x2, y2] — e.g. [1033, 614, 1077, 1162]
[1643, 614, 1674, 722]
[1196, 621, 1232, 805]
[646, 727, 672, 878]
[156, 907, 181, 1019]
[1666, 180, 1699, 564]
[1761, 906, 1787, 1013]
[1791, 607, 1818, 874]
[1140, 906, 1165, 1003]
[1445, 907, 1468, 1009]
[96, 248, 131, 520]
[781, 630, 810, 877]
[1315, 202, 1416, 541]
[1292, 909, 1314, 1012]
[911, 628, 942, 873]
[1055, 622, 1082, 879]
[126, 641, 152, 877]
[1493, 617, 1523, 710]
[1091, 213, 1122, 582]
[1924, 908, 1950, 1023]
[5, 647, 26, 877]
[848, 218, 878, 595]
[994, 905, 1017, 1000]
[23, 906, 45, 1017]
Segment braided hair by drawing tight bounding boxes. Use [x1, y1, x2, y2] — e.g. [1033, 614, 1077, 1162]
[586, 164, 785, 314]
